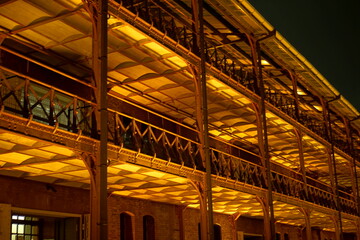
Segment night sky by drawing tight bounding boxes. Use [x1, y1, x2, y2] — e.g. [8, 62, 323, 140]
[247, 0, 360, 112]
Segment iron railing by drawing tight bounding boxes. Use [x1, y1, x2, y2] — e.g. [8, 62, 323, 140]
[0, 70, 357, 215]
[114, 0, 351, 156]
[107, 108, 358, 215]
[0, 72, 96, 136]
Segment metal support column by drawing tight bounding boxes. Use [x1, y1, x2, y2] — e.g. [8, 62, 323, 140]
[294, 129, 309, 200]
[256, 196, 271, 240]
[247, 31, 276, 240]
[189, 0, 214, 239]
[346, 117, 360, 215]
[325, 97, 344, 240]
[201, 15, 214, 240]
[356, 218, 360, 240]
[299, 208, 312, 240]
[83, 0, 108, 239]
[97, 1, 108, 239]
[331, 215, 341, 240]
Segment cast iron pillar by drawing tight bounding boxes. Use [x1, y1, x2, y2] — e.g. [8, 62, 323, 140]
[299, 208, 312, 240]
[247, 32, 276, 240]
[323, 96, 344, 240]
[83, 0, 108, 239]
[189, 0, 214, 239]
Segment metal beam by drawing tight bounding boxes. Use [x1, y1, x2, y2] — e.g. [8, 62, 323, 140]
[0, 6, 83, 37]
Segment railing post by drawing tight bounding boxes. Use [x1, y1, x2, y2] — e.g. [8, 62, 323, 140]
[294, 129, 309, 200]
[23, 78, 30, 118]
[49, 88, 55, 126]
[289, 71, 300, 121]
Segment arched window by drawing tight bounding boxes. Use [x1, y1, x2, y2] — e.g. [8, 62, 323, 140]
[120, 212, 133, 240]
[284, 233, 290, 240]
[198, 223, 222, 240]
[214, 224, 221, 240]
[143, 215, 155, 240]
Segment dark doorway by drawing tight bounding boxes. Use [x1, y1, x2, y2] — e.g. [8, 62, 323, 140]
[120, 212, 133, 240]
[143, 215, 155, 240]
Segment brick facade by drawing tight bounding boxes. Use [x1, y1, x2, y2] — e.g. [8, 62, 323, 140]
[1, 175, 353, 240]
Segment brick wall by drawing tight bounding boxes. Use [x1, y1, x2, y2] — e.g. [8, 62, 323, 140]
[108, 195, 181, 240]
[0, 175, 89, 214]
[0, 176, 346, 240]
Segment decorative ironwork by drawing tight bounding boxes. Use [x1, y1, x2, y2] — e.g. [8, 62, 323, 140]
[106, 109, 357, 215]
[0, 71, 96, 136]
[114, 0, 353, 157]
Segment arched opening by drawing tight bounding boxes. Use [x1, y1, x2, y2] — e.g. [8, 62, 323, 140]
[143, 215, 155, 240]
[214, 224, 222, 240]
[284, 233, 289, 240]
[198, 223, 222, 240]
[120, 212, 134, 240]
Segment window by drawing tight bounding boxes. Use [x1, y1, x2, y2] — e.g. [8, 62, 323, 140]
[11, 213, 79, 240]
[120, 212, 133, 240]
[284, 233, 289, 240]
[198, 223, 222, 240]
[275, 233, 281, 240]
[214, 224, 222, 240]
[143, 215, 155, 240]
[11, 215, 40, 240]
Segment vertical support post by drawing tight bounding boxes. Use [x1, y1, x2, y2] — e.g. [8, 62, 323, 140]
[49, 88, 55, 126]
[344, 117, 360, 214]
[294, 129, 309, 199]
[72, 97, 78, 132]
[83, 0, 108, 239]
[323, 97, 343, 240]
[199, 0, 214, 240]
[231, 213, 241, 240]
[356, 218, 360, 240]
[190, 0, 214, 239]
[97, 1, 108, 240]
[254, 37, 276, 240]
[23, 78, 30, 119]
[176, 205, 186, 240]
[189, 180, 211, 240]
[248, 30, 275, 239]
[256, 196, 271, 240]
[330, 215, 341, 240]
[289, 71, 300, 121]
[299, 208, 312, 240]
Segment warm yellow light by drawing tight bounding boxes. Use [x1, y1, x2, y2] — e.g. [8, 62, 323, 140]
[313, 105, 323, 111]
[118, 25, 147, 41]
[166, 56, 188, 68]
[261, 60, 270, 65]
[297, 89, 306, 95]
[144, 42, 171, 56]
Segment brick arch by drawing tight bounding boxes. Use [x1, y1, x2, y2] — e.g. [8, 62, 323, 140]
[120, 211, 135, 240]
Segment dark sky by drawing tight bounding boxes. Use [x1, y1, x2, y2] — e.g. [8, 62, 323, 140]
[248, 0, 360, 112]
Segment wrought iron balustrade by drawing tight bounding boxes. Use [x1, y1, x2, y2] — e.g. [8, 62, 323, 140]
[339, 196, 358, 215]
[210, 148, 266, 188]
[264, 88, 297, 120]
[0, 73, 96, 136]
[116, 0, 255, 89]
[114, 0, 353, 159]
[106, 109, 358, 215]
[107, 110, 203, 170]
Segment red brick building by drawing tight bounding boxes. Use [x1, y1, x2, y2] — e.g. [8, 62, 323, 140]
[0, 0, 359, 240]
